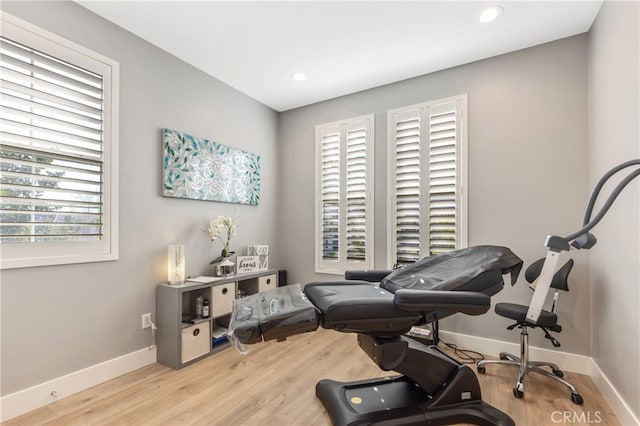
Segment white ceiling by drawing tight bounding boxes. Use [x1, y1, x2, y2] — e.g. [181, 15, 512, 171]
[76, 1, 602, 112]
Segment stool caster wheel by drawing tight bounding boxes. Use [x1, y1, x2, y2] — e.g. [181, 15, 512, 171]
[477, 365, 486, 374]
[499, 353, 509, 360]
[513, 383, 524, 398]
[571, 393, 584, 405]
[552, 369, 564, 378]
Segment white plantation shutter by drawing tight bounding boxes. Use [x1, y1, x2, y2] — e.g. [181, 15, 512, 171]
[0, 14, 119, 269]
[394, 113, 422, 264]
[346, 126, 367, 261]
[428, 107, 458, 255]
[316, 115, 374, 273]
[388, 95, 467, 267]
[0, 36, 104, 242]
[320, 128, 340, 261]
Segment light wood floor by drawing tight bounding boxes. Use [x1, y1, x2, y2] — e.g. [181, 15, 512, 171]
[6, 329, 619, 426]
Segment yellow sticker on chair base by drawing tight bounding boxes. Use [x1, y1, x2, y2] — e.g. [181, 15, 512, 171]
[350, 397, 363, 404]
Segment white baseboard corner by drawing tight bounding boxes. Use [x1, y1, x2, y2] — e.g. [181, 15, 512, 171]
[440, 330, 639, 425]
[590, 360, 640, 426]
[439, 330, 594, 374]
[0, 346, 156, 422]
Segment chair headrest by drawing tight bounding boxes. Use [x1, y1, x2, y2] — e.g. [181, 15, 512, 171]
[524, 258, 574, 291]
[381, 245, 523, 293]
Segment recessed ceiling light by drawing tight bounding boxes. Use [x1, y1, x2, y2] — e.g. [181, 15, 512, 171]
[479, 6, 503, 23]
[291, 72, 306, 81]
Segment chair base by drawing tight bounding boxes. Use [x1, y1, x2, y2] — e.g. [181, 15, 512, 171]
[316, 334, 515, 425]
[477, 352, 584, 405]
[316, 375, 516, 426]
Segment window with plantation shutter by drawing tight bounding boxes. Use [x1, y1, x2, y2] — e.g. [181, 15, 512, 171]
[0, 13, 119, 269]
[316, 114, 374, 274]
[387, 95, 467, 268]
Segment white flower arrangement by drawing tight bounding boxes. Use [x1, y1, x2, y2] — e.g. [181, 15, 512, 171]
[208, 214, 238, 264]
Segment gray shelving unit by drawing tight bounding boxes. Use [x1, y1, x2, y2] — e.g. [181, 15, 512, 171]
[156, 269, 278, 369]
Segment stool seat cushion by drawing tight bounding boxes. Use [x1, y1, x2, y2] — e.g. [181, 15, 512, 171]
[495, 302, 557, 327]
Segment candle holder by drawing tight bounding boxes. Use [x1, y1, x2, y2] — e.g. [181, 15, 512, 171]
[168, 245, 185, 284]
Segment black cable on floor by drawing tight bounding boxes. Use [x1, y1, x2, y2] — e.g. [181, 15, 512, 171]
[439, 337, 485, 364]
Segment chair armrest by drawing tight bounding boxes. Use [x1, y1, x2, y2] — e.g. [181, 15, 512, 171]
[393, 290, 491, 316]
[345, 270, 392, 282]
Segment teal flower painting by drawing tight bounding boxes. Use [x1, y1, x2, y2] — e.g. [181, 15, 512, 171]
[162, 129, 260, 205]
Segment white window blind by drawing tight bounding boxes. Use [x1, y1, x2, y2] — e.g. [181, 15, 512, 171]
[345, 126, 367, 262]
[428, 108, 458, 255]
[316, 115, 374, 274]
[320, 129, 340, 261]
[0, 13, 119, 269]
[394, 114, 421, 263]
[388, 95, 467, 267]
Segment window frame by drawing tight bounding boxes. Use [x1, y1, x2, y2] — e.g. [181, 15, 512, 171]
[386, 94, 468, 268]
[0, 13, 119, 269]
[315, 114, 375, 275]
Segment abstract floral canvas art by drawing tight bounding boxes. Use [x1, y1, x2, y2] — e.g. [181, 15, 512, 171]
[162, 128, 260, 205]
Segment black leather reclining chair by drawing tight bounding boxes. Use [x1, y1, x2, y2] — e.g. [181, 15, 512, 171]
[229, 245, 523, 426]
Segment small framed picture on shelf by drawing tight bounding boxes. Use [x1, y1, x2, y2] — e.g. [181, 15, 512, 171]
[237, 256, 259, 273]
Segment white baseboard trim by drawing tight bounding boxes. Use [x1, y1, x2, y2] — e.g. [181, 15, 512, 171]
[439, 330, 594, 374]
[440, 330, 639, 425]
[590, 359, 640, 426]
[0, 346, 156, 422]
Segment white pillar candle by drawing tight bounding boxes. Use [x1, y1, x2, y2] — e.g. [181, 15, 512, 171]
[168, 245, 185, 284]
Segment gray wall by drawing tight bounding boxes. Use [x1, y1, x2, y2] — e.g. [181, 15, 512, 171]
[588, 1, 640, 419]
[278, 35, 591, 355]
[0, 2, 279, 395]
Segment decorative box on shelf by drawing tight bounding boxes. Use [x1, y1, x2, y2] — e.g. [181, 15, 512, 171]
[247, 244, 268, 270]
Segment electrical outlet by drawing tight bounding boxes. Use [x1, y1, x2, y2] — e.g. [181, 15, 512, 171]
[142, 313, 152, 329]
